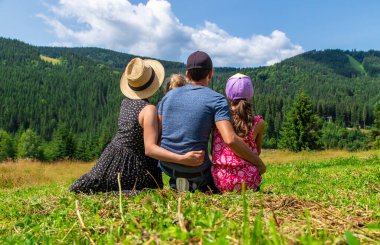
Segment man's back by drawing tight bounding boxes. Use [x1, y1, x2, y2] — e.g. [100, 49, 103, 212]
[158, 84, 230, 172]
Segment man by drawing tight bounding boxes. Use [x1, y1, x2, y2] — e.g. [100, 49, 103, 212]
[158, 51, 266, 192]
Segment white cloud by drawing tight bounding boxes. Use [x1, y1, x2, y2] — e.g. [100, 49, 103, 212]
[38, 0, 304, 67]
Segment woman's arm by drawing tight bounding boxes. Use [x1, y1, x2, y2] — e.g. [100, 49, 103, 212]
[253, 119, 265, 155]
[139, 105, 204, 166]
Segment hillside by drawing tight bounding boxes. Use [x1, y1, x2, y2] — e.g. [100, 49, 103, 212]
[1, 37, 379, 147]
[240, 50, 380, 139]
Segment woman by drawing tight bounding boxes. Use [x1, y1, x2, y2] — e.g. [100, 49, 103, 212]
[69, 58, 204, 193]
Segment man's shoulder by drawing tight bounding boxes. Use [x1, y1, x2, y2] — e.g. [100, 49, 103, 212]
[203, 88, 228, 104]
[202, 86, 223, 95]
[194, 86, 226, 101]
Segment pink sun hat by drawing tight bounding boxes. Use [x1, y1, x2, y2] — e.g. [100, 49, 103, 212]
[225, 73, 254, 102]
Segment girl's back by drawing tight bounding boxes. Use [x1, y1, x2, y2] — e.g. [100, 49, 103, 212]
[212, 115, 263, 192]
[211, 73, 265, 192]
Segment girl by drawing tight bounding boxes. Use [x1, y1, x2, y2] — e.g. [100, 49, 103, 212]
[212, 73, 265, 192]
[164, 74, 188, 93]
[69, 58, 204, 194]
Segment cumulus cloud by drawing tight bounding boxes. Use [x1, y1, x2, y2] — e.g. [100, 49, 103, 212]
[38, 0, 303, 67]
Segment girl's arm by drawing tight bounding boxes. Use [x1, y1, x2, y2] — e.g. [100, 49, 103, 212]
[139, 105, 204, 166]
[253, 119, 265, 155]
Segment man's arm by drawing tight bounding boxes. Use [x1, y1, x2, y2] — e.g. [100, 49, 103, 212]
[140, 105, 204, 166]
[215, 120, 266, 174]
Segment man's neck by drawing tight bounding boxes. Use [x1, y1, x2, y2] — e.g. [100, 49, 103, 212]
[190, 79, 208, 87]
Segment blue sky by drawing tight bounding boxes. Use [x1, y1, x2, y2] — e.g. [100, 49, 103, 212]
[1, 0, 380, 67]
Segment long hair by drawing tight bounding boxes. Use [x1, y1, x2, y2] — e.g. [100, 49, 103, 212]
[230, 99, 254, 138]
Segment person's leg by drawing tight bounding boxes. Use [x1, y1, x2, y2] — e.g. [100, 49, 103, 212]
[169, 177, 177, 190]
[190, 172, 220, 194]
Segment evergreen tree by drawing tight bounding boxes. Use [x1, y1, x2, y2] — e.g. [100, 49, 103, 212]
[319, 121, 368, 151]
[372, 96, 380, 148]
[17, 129, 42, 159]
[73, 135, 88, 161]
[0, 129, 13, 161]
[44, 124, 75, 161]
[97, 127, 112, 155]
[319, 121, 346, 149]
[279, 91, 321, 151]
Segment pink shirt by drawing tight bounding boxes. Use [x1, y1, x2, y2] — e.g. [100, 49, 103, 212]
[211, 115, 262, 192]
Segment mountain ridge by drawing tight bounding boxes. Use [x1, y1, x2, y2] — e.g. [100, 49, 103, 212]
[1, 37, 379, 143]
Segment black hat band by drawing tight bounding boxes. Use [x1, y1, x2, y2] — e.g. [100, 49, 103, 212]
[128, 68, 156, 92]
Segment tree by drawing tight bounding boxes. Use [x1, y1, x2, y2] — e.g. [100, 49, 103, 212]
[44, 124, 75, 161]
[17, 129, 42, 159]
[0, 129, 13, 161]
[372, 96, 380, 149]
[279, 91, 321, 152]
[319, 121, 346, 149]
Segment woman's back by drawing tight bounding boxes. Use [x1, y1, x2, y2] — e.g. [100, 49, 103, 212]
[112, 98, 148, 152]
[69, 98, 163, 193]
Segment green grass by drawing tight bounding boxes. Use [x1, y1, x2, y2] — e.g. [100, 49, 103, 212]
[1, 157, 379, 244]
[347, 55, 367, 76]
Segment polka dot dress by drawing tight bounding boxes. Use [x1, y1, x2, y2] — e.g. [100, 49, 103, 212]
[69, 99, 163, 193]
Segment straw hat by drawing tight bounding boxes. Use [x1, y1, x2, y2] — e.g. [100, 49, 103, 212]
[120, 58, 165, 99]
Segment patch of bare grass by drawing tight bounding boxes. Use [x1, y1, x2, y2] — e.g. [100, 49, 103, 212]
[0, 160, 93, 189]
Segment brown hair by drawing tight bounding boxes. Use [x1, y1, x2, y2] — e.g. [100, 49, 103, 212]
[230, 100, 254, 137]
[187, 68, 211, 82]
[165, 74, 188, 93]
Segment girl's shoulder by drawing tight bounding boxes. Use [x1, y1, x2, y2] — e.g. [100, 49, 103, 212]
[253, 115, 264, 126]
[249, 115, 265, 137]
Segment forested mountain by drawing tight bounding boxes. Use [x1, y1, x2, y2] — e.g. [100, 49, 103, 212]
[239, 49, 380, 140]
[1, 37, 379, 156]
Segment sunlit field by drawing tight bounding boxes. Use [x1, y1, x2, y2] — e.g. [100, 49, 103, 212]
[0, 160, 93, 189]
[1, 150, 379, 243]
[260, 149, 380, 165]
[2, 149, 379, 190]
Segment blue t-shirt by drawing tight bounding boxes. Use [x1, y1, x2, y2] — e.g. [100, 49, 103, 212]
[158, 84, 230, 173]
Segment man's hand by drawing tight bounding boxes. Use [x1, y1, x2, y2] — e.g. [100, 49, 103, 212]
[179, 150, 205, 167]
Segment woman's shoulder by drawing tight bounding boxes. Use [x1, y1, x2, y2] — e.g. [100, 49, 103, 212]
[122, 98, 150, 105]
[121, 98, 153, 112]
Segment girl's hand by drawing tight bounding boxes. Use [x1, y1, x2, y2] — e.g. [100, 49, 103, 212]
[257, 163, 266, 175]
[180, 150, 205, 166]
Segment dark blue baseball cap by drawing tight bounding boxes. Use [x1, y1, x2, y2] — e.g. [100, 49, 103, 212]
[186, 51, 213, 70]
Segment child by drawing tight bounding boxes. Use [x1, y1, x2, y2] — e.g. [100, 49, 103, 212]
[164, 74, 188, 93]
[161, 73, 190, 191]
[157, 74, 188, 110]
[212, 73, 265, 192]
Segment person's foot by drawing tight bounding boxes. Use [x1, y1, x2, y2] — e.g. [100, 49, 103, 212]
[176, 178, 189, 192]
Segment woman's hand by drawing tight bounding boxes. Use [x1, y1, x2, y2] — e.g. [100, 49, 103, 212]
[179, 150, 205, 166]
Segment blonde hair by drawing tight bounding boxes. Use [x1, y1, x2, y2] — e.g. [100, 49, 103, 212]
[230, 100, 254, 138]
[165, 74, 188, 93]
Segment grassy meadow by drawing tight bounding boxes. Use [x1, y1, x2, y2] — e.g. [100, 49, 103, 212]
[0, 150, 379, 244]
